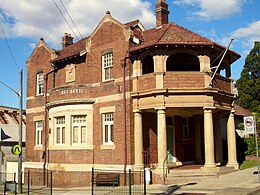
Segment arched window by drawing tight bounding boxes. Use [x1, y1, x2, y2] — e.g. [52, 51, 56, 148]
[166, 53, 200, 71]
[142, 55, 154, 74]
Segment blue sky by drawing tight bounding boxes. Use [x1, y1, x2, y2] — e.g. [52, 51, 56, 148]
[0, 0, 259, 108]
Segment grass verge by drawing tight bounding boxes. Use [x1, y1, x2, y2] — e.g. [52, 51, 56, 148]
[240, 160, 258, 170]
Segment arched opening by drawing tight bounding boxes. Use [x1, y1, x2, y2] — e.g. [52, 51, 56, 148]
[142, 55, 154, 74]
[166, 53, 200, 71]
[210, 58, 225, 75]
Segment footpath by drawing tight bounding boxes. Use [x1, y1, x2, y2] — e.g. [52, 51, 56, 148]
[50, 166, 260, 195]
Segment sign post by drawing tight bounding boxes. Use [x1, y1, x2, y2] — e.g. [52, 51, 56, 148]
[244, 116, 259, 182]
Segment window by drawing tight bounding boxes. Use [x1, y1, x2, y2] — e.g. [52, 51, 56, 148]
[35, 121, 43, 146]
[102, 113, 114, 144]
[102, 53, 113, 81]
[36, 72, 44, 95]
[55, 116, 65, 144]
[72, 115, 87, 144]
[183, 117, 190, 138]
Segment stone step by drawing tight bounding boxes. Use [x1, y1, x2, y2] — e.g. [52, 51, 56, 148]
[165, 166, 237, 185]
[165, 174, 217, 185]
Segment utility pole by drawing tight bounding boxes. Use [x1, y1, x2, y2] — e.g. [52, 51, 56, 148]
[0, 68, 23, 193]
[18, 68, 23, 193]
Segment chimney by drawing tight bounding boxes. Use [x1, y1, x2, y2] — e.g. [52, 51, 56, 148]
[62, 33, 73, 49]
[155, 0, 170, 28]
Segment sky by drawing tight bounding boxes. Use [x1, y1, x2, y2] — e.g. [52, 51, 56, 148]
[0, 0, 259, 108]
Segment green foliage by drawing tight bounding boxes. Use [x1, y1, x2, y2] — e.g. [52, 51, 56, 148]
[236, 41, 260, 114]
[240, 160, 257, 170]
[244, 137, 257, 156]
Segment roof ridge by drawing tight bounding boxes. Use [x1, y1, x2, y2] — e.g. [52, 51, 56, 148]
[156, 23, 172, 43]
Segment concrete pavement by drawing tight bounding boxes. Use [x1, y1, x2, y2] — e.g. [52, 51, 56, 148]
[49, 166, 260, 195]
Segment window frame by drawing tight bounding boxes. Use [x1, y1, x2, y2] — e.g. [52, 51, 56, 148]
[71, 115, 87, 144]
[55, 116, 65, 145]
[36, 72, 44, 96]
[102, 112, 114, 145]
[35, 121, 43, 146]
[102, 50, 113, 81]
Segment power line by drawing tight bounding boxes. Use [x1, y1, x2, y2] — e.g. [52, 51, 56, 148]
[52, 0, 100, 66]
[58, 0, 84, 40]
[0, 19, 20, 70]
[52, 0, 81, 42]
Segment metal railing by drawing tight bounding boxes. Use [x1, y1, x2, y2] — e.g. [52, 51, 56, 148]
[163, 150, 170, 185]
[91, 168, 147, 195]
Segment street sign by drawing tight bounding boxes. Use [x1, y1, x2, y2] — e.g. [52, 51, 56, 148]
[11, 145, 22, 155]
[244, 116, 255, 134]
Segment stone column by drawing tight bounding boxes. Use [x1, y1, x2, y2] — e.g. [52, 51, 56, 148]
[214, 116, 223, 165]
[134, 111, 143, 168]
[227, 109, 239, 169]
[157, 109, 167, 169]
[203, 108, 216, 167]
[194, 117, 202, 163]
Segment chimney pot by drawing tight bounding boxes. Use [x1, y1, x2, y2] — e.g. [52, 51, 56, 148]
[62, 33, 73, 49]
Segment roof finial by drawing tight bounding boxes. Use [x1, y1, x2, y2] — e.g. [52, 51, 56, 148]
[106, 10, 111, 15]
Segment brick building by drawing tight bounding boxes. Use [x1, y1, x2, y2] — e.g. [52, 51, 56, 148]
[25, 0, 241, 186]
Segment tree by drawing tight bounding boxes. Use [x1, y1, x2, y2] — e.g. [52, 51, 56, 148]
[236, 41, 260, 114]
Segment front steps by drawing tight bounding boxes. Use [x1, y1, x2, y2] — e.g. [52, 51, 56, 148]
[165, 166, 236, 185]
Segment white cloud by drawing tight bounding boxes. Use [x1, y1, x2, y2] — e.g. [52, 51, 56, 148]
[0, 0, 155, 47]
[173, 0, 245, 20]
[231, 20, 260, 48]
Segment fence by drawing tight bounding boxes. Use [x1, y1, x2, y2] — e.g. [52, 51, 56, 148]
[91, 168, 148, 195]
[24, 170, 52, 195]
[0, 172, 17, 194]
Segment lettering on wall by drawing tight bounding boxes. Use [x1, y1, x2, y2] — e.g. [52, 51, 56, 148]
[60, 89, 85, 95]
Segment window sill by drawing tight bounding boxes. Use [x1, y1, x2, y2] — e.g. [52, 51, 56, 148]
[100, 144, 115, 150]
[34, 145, 44, 150]
[102, 79, 114, 83]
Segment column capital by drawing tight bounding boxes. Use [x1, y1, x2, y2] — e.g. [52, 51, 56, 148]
[133, 109, 142, 114]
[203, 106, 216, 110]
[156, 109, 166, 114]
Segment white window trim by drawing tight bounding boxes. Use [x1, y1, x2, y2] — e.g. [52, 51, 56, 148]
[55, 116, 65, 145]
[35, 121, 43, 146]
[71, 115, 87, 144]
[102, 112, 114, 145]
[102, 53, 113, 81]
[36, 72, 44, 96]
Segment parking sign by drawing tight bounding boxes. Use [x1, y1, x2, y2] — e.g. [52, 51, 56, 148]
[244, 116, 255, 134]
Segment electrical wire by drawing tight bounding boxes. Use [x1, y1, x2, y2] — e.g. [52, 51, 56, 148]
[0, 19, 20, 70]
[52, 0, 100, 66]
[52, 0, 81, 43]
[58, 0, 84, 40]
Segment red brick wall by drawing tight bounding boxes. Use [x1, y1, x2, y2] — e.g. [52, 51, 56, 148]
[26, 19, 135, 174]
[164, 72, 204, 89]
[212, 74, 231, 93]
[138, 75, 156, 91]
[143, 112, 158, 164]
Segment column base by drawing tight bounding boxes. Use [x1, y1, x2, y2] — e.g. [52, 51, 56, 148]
[227, 162, 239, 170]
[201, 165, 218, 174]
[203, 162, 216, 168]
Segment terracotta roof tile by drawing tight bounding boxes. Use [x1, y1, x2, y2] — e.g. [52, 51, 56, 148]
[124, 19, 140, 28]
[129, 22, 215, 51]
[234, 104, 252, 116]
[51, 37, 89, 63]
